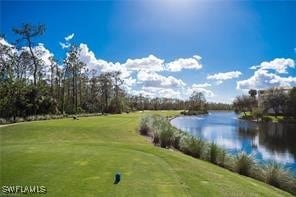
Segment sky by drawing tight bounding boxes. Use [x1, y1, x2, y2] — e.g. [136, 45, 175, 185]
[1, 0, 296, 103]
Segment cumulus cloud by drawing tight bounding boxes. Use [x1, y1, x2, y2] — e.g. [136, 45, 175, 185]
[1, 38, 54, 68]
[0, 37, 13, 47]
[0, 38, 17, 60]
[189, 84, 215, 98]
[137, 70, 186, 89]
[33, 43, 54, 67]
[191, 83, 211, 88]
[207, 71, 242, 81]
[65, 33, 75, 41]
[77, 43, 206, 98]
[166, 55, 202, 72]
[123, 55, 165, 72]
[237, 69, 296, 90]
[78, 43, 131, 79]
[249, 58, 295, 74]
[237, 58, 296, 90]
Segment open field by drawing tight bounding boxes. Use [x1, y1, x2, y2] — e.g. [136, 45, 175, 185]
[0, 111, 292, 196]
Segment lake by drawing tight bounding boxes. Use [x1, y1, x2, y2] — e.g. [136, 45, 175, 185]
[170, 111, 296, 172]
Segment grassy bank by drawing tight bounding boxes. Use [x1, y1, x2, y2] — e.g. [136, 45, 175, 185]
[140, 114, 296, 195]
[0, 111, 292, 196]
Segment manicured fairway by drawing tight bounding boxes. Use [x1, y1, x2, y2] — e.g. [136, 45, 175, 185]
[0, 111, 292, 196]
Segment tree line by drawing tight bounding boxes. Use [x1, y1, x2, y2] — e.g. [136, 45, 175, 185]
[233, 87, 296, 121]
[0, 24, 233, 121]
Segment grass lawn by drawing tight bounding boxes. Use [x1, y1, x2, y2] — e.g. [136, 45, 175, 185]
[0, 111, 292, 196]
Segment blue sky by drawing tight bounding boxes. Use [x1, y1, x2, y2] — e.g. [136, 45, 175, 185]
[1, 0, 296, 103]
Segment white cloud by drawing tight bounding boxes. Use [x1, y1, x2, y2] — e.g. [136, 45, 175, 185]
[0, 37, 13, 47]
[238, 58, 296, 90]
[16, 43, 55, 80]
[65, 33, 75, 41]
[207, 71, 242, 81]
[188, 84, 215, 98]
[59, 33, 75, 49]
[191, 83, 211, 88]
[137, 70, 186, 89]
[215, 80, 223, 85]
[75, 44, 210, 99]
[59, 42, 70, 49]
[237, 69, 296, 90]
[21, 43, 54, 67]
[123, 55, 165, 72]
[136, 87, 183, 98]
[78, 43, 132, 79]
[249, 58, 295, 74]
[1, 39, 54, 69]
[0, 38, 17, 61]
[166, 55, 202, 72]
[34, 43, 54, 67]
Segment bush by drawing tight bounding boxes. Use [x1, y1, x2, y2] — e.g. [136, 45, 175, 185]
[139, 115, 152, 136]
[172, 130, 184, 150]
[159, 122, 174, 148]
[218, 149, 227, 167]
[180, 136, 205, 158]
[0, 118, 7, 124]
[208, 142, 219, 164]
[152, 131, 160, 145]
[235, 153, 254, 176]
[263, 162, 296, 195]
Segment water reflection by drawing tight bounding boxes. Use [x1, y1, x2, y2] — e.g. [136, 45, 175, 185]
[170, 111, 296, 172]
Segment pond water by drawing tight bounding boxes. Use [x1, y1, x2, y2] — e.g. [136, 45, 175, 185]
[170, 111, 296, 172]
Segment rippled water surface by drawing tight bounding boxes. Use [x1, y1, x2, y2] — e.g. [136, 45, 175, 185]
[170, 111, 296, 172]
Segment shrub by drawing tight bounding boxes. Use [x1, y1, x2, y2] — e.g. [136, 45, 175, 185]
[218, 149, 227, 167]
[263, 162, 296, 195]
[139, 115, 152, 136]
[265, 162, 285, 187]
[235, 153, 254, 176]
[172, 130, 184, 150]
[0, 118, 7, 124]
[152, 131, 160, 145]
[15, 117, 25, 122]
[208, 142, 219, 164]
[159, 122, 174, 148]
[180, 136, 205, 158]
